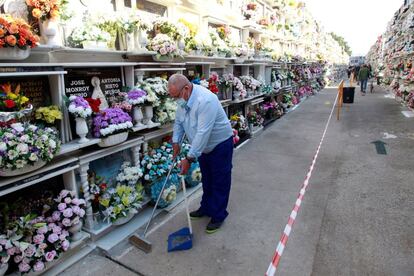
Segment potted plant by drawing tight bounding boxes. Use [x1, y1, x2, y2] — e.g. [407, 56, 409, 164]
[93, 108, 133, 147]
[69, 24, 112, 50]
[0, 14, 39, 60]
[0, 123, 60, 177]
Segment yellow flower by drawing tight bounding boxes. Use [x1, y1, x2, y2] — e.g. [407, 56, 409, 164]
[8, 93, 18, 100]
[99, 198, 110, 207]
[121, 196, 130, 206]
[20, 96, 29, 104]
[32, 8, 42, 19]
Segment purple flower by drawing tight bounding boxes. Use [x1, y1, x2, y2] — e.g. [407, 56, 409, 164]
[64, 197, 72, 204]
[62, 218, 72, 227]
[128, 89, 147, 99]
[78, 208, 85, 218]
[45, 250, 57, 262]
[71, 198, 80, 205]
[18, 261, 30, 272]
[33, 234, 45, 245]
[14, 254, 23, 263]
[7, 247, 16, 256]
[33, 261, 45, 272]
[47, 233, 59, 243]
[52, 211, 61, 221]
[22, 257, 30, 264]
[58, 203, 67, 211]
[37, 225, 48, 234]
[24, 245, 36, 257]
[48, 223, 56, 228]
[61, 230, 69, 239]
[62, 208, 73, 218]
[39, 243, 48, 250]
[72, 206, 81, 215]
[61, 240, 70, 251]
[0, 239, 6, 246]
[52, 225, 62, 234]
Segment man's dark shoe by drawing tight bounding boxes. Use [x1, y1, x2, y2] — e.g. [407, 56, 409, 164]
[205, 220, 223, 234]
[190, 209, 206, 220]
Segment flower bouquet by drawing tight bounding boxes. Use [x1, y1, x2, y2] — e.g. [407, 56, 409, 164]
[141, 142, 181, 208]
[243, 2, 258, 20]
[116, 162, 144, 186]
[0, 14, 39, 60]
[230, 113, 250, 146]
[0, 123, 60, 176]
[208, 72, 219, 95]
[26, 0, 60, 21]
[68, 96, 93, 143]
[147, 34, 179, 61]
[125, 88, 147, 128]
[232, 77, 247, 101]
[69, 24, 112, 49]
[93, 108, 133, 147]
[185, 162, 202, 188]
[99, 184, 143, 225]
[0, 83, 32, 126]
[239, 76, 261, 97]
[193, 33, 213, 56]
[247, 111, 264, 128]
[219, 73, 234, 100]
[35, 106, 62, 126]
[155, 98, 177, 126]
[234, 45, 249, 63]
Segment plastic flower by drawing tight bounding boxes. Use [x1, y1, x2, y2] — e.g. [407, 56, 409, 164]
[68, 96, 92, 118]
[92, 108, 133, 138]
[35, 105, 62, 124]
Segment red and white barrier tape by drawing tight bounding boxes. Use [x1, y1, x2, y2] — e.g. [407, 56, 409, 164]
[265, 93, 339, 276]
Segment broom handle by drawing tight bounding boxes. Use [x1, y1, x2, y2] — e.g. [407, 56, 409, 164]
[143, 134, 185, 237]
[181, 176, 193, 234]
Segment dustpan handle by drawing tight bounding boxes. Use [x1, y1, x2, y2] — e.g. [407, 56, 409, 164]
[181, 176, 193, 234]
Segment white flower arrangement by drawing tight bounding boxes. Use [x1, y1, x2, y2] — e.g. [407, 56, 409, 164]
[148, 34, 178, 57]
[116, 162, 143, 186]
[99, 122, 133, 137]
[234, 44, 249, 57]
[137, 77, 168, 107]
[0, 123, 60, 170]
[194, 32, 212, 51]
[240, 75, 262, 90]
[68, 96, 92, 118]
[70, 24, 112, 43]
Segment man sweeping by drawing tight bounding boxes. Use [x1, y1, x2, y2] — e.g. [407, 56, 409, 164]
[168, 74, 234, 234]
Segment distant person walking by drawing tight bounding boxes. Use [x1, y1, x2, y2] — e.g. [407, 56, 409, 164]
[358, 64, 370, 95]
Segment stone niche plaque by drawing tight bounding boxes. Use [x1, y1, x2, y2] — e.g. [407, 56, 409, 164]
[64, 67, 123, 106]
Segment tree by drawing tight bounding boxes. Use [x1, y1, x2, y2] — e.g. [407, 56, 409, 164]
[330, 32, 352, 56]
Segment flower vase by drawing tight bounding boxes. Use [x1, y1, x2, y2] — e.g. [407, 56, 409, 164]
[0, 47, 30, 60]
[75, 117, 89, 144]
[133, 106, 145, 128]
[178, 39, 185, 54]
[224, 86, 232, 100]
[126, 32, 135, 51]
[0, 263, 8, 276]
[143, 106, 156, 126]
[118, 31, 127, 51]
[138, 29, 148, 49]
[69, 222, 83, 242]
[39, 19, 62, 46]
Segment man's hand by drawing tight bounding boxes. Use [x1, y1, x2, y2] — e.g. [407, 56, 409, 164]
[172, 143, 180, 160]
[180, 158, 191, 175]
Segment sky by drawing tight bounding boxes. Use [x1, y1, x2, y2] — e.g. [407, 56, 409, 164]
[304, 0, 403, 56]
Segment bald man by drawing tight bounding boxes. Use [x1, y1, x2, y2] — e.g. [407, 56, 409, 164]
[169, 74, 234, 234]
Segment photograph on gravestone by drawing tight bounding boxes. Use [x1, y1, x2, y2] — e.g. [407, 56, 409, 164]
[0, 76, 52, 109]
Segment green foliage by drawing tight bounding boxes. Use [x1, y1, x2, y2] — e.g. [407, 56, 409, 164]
[330, 32, 352, 56]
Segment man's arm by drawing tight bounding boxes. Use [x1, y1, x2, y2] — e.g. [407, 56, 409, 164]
[187, 100, 217, 158]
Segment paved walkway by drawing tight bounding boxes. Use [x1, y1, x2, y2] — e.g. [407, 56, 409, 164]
[62, 85, 414, 276]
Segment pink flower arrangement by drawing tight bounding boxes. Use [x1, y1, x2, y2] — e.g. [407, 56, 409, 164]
[0, 189, 87, 274]
[148, 34, 178, 57]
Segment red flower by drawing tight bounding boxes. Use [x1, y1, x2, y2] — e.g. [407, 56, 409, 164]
[85, 98, 101, 113]
[4, 99, 16, 108]
[99, 183, 107, 190]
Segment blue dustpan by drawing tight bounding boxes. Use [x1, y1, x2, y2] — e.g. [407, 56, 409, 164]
[167, 177, 193, 252]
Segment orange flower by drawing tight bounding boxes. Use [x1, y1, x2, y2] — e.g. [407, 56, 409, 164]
[0, 28, 5, 38]
[7, 23, 19, 34]
[5, 35, 17, 46]
[32, 8, 42, 19]
[18, 37, 26, 47]
[50, 9, 60, 19]
[0, 39, 5, 48]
